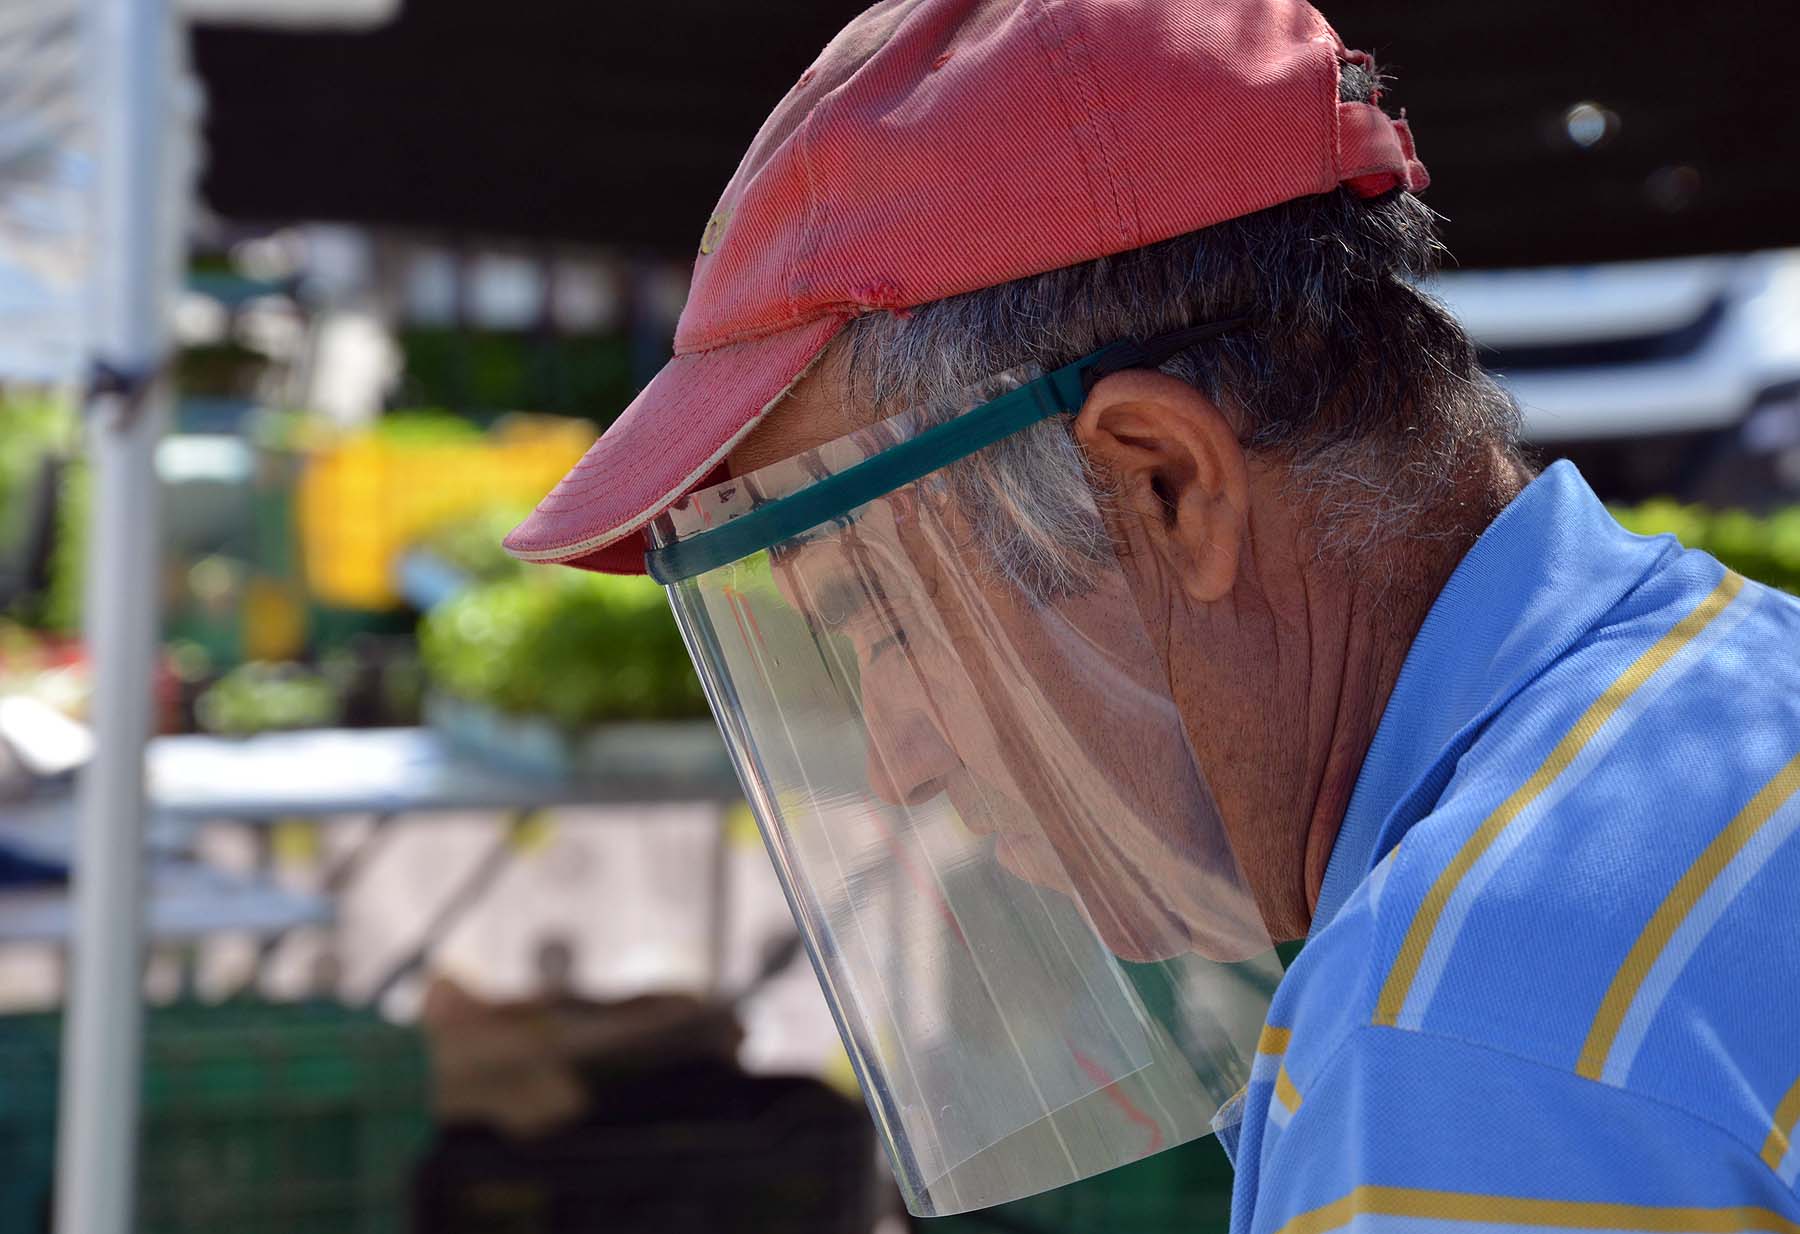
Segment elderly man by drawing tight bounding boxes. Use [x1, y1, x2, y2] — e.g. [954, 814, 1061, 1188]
[508, 0, 1800, 1229]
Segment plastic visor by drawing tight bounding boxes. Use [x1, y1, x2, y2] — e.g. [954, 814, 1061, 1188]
[647, 359, 1280, 1216]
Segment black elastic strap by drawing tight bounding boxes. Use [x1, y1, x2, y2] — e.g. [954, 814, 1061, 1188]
[1079, 316, 1248, 393]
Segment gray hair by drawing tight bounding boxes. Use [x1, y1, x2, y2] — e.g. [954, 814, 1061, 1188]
[832, 61, 1521, 602]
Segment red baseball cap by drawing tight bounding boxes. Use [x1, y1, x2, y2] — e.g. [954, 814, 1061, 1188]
[504, 0, 1427, 574]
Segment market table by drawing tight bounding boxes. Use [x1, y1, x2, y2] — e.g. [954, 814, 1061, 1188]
[0, 859, 328, 945]
[0, 798, 329, 990]
[147, 723, 741, 818]
[144, 723, 745, 998]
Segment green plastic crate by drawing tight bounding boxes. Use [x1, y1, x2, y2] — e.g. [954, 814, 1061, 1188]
[0, 1022, 56, 1232]
[0, 1000, 431, 1234]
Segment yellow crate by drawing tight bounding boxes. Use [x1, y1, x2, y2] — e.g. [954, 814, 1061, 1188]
[297, 416, 593, 609]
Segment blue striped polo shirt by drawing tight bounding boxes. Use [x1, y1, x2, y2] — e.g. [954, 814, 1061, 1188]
[1219, 460, 1800, 1234]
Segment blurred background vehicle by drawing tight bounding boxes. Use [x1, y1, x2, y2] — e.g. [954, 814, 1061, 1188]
[1, 1, 1796, 1232]
[1435, 248, 1800, 508]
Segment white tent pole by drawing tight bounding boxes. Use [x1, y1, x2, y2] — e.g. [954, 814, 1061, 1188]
[56, 0, 176, 1231]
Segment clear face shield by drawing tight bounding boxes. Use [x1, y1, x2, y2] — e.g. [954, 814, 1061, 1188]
[645, 323, 1280, 1217]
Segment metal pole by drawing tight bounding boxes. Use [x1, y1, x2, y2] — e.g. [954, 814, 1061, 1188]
[56, 0, 175, 1230]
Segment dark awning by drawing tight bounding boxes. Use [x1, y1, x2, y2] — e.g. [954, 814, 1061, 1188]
[192, 0, 1800, 269]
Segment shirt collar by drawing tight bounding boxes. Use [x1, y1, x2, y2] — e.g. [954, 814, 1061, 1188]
[1308, 460, 1674, 937]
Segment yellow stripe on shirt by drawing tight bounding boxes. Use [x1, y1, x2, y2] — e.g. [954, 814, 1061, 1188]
[1374, 572, 1744, 1028]
[1273, 1064, 1303, 1114]
[1258, 1024, 1292, 1055]
[1578, 750, 1800, 1080]
[1763, 1074, 1800, 1172]
[1271, 1185, 1800, 1234]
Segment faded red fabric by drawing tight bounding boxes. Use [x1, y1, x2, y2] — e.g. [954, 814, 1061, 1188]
[504, 0, 1429, 572]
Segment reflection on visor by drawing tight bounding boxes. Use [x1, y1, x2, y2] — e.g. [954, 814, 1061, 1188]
[647, 331, 1277, 1217]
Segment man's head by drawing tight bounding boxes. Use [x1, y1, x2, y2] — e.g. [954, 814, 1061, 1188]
[512, 0, 1526, 945]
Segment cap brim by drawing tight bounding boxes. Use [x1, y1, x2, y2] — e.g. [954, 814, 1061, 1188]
[504, 315, 846, 574]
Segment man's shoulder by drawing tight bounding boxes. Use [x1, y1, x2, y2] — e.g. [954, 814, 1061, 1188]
[1283, 550, 1800, 1169]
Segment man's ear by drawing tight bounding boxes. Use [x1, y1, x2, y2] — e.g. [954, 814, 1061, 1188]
[1074, 369, 1248, 603]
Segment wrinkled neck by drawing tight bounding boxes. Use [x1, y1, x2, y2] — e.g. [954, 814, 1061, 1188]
[1295, 443, 1531, 930]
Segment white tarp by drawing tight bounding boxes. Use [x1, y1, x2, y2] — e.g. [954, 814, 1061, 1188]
[0, 0, 88, 383]
[0, 0, 394, 386]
